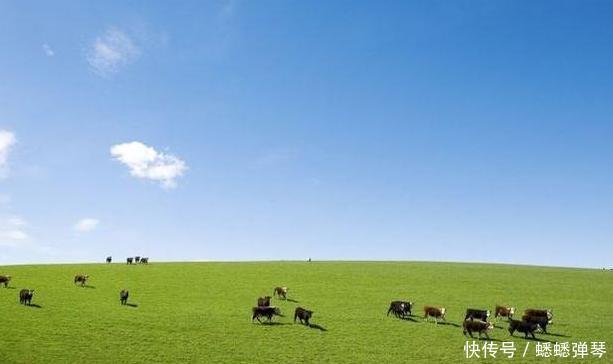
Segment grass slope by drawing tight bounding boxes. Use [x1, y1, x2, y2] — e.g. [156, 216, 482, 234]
[0, 262, 611, 363]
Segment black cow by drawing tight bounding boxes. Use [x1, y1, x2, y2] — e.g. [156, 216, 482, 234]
[19, 289, 34, 305]
[463, 319, 494, 339]
[252, 306, 281, 323]
[294, 307, 313, 326]
[140, 257, 149, 264]
[387, 301, 413, 318]
[508, 319, 539, 339]
[0, 275, 11, 288]
[257, 296, 271, 307]
[524, 309, 553, 323]
[465, 308, 490, 321]
[135, 256, 141, 264]
[120, 290, 129, 305]
[522, 315, 549, 333]
[74, 274, 89, 286]
[127, 257, 134, 264]
[106, 256, 112, 264]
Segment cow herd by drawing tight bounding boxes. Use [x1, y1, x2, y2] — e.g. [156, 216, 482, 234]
[252, 286, 317, 329]
[387, 300, 555, 340]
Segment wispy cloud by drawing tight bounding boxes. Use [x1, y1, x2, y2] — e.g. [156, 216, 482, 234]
[111, 141, 187, 189]
[73, 218, 100, 233]
[0, 216, 30, 247]
[42, 44, 55, 57]
[87, 27, 140, 76]
[0, 130, 16, 178]
[254, 148, 297, 168]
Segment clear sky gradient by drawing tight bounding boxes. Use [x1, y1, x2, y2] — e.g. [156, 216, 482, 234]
[1, 1, 612, 267]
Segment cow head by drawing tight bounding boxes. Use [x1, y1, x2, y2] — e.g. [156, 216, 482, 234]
[546, 310, 553, 322]
[440, 308, 446, 316]
[509, 307, 515, 315]
[486, 322, 495, 330]
[486, 310, 491, 318]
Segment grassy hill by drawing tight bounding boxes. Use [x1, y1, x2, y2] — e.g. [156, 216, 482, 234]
[0, 261, 610, 363]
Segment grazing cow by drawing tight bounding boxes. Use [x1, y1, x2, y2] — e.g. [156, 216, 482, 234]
[135, 256, 141, 264]
[0, 275, 11, 288]
[294, 307, 313, 326]
[273, 286, 288, 300]
[74, 274, 89, 286]
[252, 306, 281, 323]
[522, 315, 550, 333]
[387, 301, 413, 318]
[257, 296, 271, 307]
[106, 256, 112, 264]
[465, 308, 490, 321]
[120, 290, 129, 305]
[127, 257, 134, 265]
[463, 319, 494, 339]
[508, 319, 539, 339]
[524, 309, 553, 323]
[423, 306, 446, 324]
[140, 257, 149, 264]
[495, 305, 515, 320]
[19, 289, 34, 305]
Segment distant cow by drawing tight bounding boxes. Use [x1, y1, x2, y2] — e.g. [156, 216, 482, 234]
[463, 319, 494, 339]
[135, 256, 141, 264]
[74, 274, 89, 286]
[273, 286, 288, 300]
[252, 306, 281, 323]
[140, 257, 149, 264]
[524, 309, 553, 323]
[495, 305, 515, 320]
[423, 306, 446, 324]
[508, 319, 539, 339]
[257, 296, 271, 307]
[127, 257, 134, 265]
[120, 290, 129, 305]
[522, 315, 550, 333]
[106, 256, 112, 264]
[294, 307, 313, 326]
[0, 275, 11, 288]
[19, 289, 34, 305]
[465, 308, 490, 321]
[387, 301, 413, 318]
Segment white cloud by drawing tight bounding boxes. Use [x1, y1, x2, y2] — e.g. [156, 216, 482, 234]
[0, 216, 30, 246]
[87, 27, 140, 76]
[111, 141, 187, 189]
[42, 44, 55, 57]
[74, 218, 100, 233]
[0, 130, 16, 178]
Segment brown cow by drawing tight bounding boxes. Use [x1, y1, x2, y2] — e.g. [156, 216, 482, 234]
[252, 306, 281, 323]
[524, 309, 553, 323]
[74, 274, 89, 286]
[273, 286, 288, 300]
[294, 307, 313, 326]
[495, 305, 515, 320]
[463, 319, 494, 339]
[257, 296, 271, 307]
[508, 319, 539, 339]
[0, 275, 11, 288]
[423, 306, 446, 324]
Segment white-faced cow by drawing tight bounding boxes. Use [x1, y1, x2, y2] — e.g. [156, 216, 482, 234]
[387, 301, 413, 318]
[465, 308, 490, 321]
[294, 307, 313, 326]
[135, 256, 141, 264]
[273, 286, 288, 300]
[19, 289, 34, 305]
[495, 305, 515, 320]
[74, 274, 89, 286]
[508, 319, 539, 339]
[252, 306, 281, 323]
[463, 319, 494, 339]
[126, 257, 133, 265]
[140, 257, 149, 264]
[423, 306, 446, 324]
[0, 275, 11, 288]
[120, 290, 129, 305]
[106, 256, 112, 264]
[524, 309, 553, 324]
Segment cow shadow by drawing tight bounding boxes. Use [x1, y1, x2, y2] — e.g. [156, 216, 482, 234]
[258, 321, 290, 326]
[5, 286, 16, 289]
[285, 298, 299, 303]
[524, 337, 556, 343]
[125, 303, 138, 308]
[399, 316, 419, 323]
[437, 321, 461, 328]
[28, 304, 43, 309]
[308, 323, 328, 332]
[470, 337, 502, 342]
[544, 332, 570, 338]
[82, 285, 96, 289]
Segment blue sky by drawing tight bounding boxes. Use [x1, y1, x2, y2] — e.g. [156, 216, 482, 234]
[1, 1, 612, 267]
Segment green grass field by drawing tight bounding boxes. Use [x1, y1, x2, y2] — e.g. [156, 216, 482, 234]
[0, 261, 610, 363]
